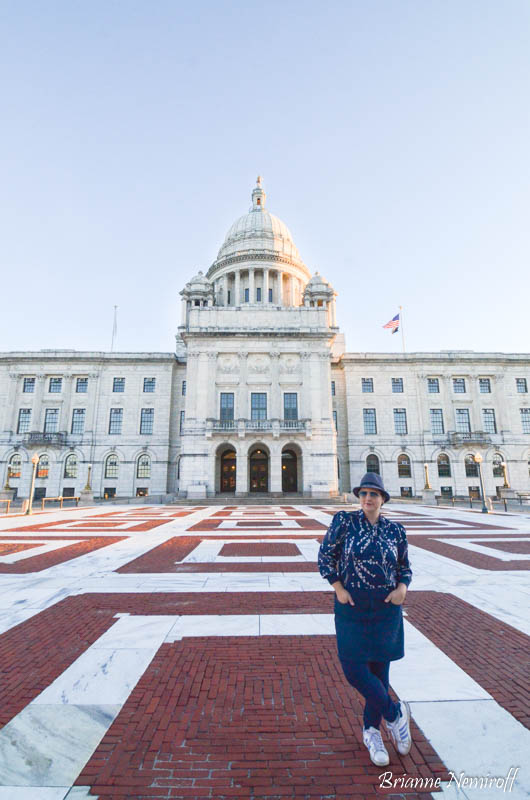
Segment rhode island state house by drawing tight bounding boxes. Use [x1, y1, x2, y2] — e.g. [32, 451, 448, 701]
[1, 179, 529, 502]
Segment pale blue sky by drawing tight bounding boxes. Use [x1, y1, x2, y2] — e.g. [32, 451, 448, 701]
[1, 0, 529, 354]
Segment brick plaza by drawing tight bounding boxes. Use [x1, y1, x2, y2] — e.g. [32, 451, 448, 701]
[0, 502, 528, 799]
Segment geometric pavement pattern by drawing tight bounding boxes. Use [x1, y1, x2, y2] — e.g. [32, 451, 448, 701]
[0, 502, 528, 799]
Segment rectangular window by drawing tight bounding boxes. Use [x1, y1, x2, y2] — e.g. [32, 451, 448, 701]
[333, 410, 338, 431]
[521, 408, 530, 434]
[516, 378, 528, 393]
[479, 378, 491, 393]
[76, 377, 88, 393]
[268, 288, 273, 302]
[455, 408, 471, 433]
[362, 378, 373, 393]
[17, 408, 31, 433]
[256, 287, 261, 302]
[400, 487, 413, 498]
[140, 408, 154, 434]
[437, 456, 451, 477]
[180, 410, 185, 433]
[363, 408, 377, 434]
[44, 408, 59, 432]
[283, 393, 298, 420]
[392, 377, 404, 393]
[331, 380, 336, 396]
[109, 408, 123, 434]
[441, 486, 453, 498]
[227, 289, 231, 305]
[482, 408, 497, 434]
[245, 288, 249, 303]
[23, 378, 35, 393]
[182, 380, 186, 395]
[143, 378, 156, 393]
[453, 378, 466, 393]
[251, 393, 267, 420]
[220, 392, 234, 421]
[430, 409, 445, 435]
[393, 408, 408, 434]
[427, 378, 440, 393]
[49, 377, 62, 393]
[113, 377, 125, 392]
[71, 408, 86, 434]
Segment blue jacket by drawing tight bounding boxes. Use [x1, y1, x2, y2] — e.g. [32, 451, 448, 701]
[318, 509, 412, 592]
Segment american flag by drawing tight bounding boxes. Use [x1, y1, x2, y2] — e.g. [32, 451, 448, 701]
[383, 313, 399, 334]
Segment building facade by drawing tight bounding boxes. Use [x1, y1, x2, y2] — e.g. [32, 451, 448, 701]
[1, 180, 529, 501]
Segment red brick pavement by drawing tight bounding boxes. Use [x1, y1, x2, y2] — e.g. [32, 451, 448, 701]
[0, 542, 40, 556]
[469, 539, 530, 554]
[75, 635, 449, 798]
[0, 535, 124, 573]
[189, 520, 326, 532]
[409, 532, 530, 570]
[220, 543, 302, 557]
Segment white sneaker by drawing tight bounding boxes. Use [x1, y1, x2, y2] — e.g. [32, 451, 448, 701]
[385, 700, 412, 755]
[363, 726, 390, 766]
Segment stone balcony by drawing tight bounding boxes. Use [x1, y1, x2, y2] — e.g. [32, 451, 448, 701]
[205, 419, 311, 439]
[22, 431, 68, 447]
[448, 431, 493, 447]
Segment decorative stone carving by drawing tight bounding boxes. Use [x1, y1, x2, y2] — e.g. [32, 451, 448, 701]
[248, 355, 270, 374]
[279, 355, 300, 374]
[218, 355, 239, 373]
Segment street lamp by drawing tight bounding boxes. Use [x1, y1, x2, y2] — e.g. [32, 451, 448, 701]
[500, 461, 510, 489]
[473, 453, 489, 513]
[84, 463, 93, 492]
[25, 453, 40, 515]
[423, 462, 432, 490]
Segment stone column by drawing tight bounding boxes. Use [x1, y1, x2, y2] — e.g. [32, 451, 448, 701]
[249, 268, 255, 304]
[300, 352, 312, 420]
[185, 352, 201, 421]
[196, 352, 209, 421]
[235, 271, 241, 306]
[222, 274, 227, 306]
[7, 373, 20, 433]
[235, 446, 248, 496]
[180, 298, 187, 325]
[33, 374, 46, 432]
[63, 376, 75, 436]
[278, 271, 284, 305]
[289, 276, 295, 307]
[270, 447, 282, 493]
[263, 268, 269, 303]
[237, 352, 248, 421]
[330, 298, 337, 326]
[310, 352, 321, 422]
[207, 353, 217, 419]
[270, 352, 281, 419]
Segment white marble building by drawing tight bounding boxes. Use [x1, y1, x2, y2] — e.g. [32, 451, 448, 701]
[1, 179, 529, 501]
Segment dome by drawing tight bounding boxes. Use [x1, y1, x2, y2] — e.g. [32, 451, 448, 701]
[212, 178, 309, 274]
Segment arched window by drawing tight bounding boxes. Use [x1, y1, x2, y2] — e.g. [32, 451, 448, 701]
[492, 453, 504, 478]
[137, 454, 151, 479]
[64, 453, 78, 479]
[465, 454, 479, 478]
[397, 454, 411, 478]
[437, 453, 451, 477]
[8, 453, 22, 479]
[366, 454, 380, 475]
[37, 454, 49, 479]
[105, 454, 119, 478]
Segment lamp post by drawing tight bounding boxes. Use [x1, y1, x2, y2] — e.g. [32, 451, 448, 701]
[473, 453, 489, 513]
[84, 463, 93, 492]
[423, 462, 431, 490]
[25, 453, 40, 515]
[500, 461, 510, 489]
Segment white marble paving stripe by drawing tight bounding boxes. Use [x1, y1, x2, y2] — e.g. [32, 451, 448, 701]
[0, 614, 177, 790]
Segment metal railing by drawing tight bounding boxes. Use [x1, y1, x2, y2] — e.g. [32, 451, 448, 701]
[279, 419, 306, 431]
[23, 432, 67, 447]
[448, 431, 493, 446]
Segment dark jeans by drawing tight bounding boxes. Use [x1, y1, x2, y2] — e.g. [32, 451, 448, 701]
[339, 657, 400, 730]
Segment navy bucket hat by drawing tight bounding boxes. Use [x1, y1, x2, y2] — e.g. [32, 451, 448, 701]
[353, 472, 390, 504]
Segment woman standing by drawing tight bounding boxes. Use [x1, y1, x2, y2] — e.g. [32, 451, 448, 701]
[318, 473, 413, 767]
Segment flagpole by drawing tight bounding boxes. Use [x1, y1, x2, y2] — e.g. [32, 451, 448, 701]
[399, 305, 406, 353]
[110, 305, 118, 352]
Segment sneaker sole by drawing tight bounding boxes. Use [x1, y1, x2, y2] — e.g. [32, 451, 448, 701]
[397, 700, 412, 756]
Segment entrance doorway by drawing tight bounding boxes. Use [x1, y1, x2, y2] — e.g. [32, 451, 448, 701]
[282, 449, 298, 492]
[220, 449, 236, 492]
[249, 448, 268, 492]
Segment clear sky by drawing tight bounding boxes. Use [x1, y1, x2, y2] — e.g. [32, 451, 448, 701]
[1, 0, 529, 355]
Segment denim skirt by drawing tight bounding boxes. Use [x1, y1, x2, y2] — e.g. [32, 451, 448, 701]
[334, 587, 404, 663]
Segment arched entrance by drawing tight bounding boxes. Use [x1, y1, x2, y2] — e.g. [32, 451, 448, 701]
[220, 448, 236, 493]
[249, 446, 268, 492]
[282, 449, 298, 492]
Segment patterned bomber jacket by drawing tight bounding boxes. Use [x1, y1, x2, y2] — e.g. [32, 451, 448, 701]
[318, 509, 413, 591]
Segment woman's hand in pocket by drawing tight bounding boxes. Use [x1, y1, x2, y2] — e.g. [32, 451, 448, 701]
[335, 587, 355, 606]
[385, 584, 407, 605]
